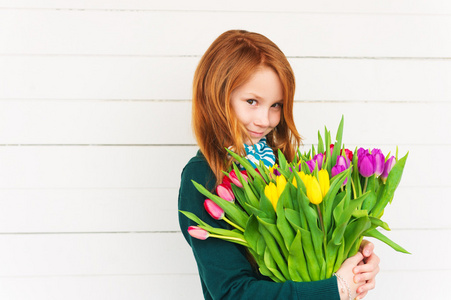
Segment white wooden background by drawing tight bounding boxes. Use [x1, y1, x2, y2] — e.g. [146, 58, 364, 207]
[0, 1, 450, 299]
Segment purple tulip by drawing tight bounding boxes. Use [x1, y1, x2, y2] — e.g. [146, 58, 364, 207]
[332, 156, 348, 184]
[306, 160, 316, 173]
[204, 199, 224, 220]
[357, 148, 375, 178]
[381, 156, 396, 183]
[372, 148, 385, 177]
[188, 226, 209, 240]
[331, 164, 346, 178]
[313, 153, 324, 170]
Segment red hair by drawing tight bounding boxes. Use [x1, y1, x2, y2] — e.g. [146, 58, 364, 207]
[192, 30, 301, 184]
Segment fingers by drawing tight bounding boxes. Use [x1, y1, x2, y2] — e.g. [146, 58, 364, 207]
[356, 277, 376, 297]
[359, 240, 374, 257]
[353, 252, 380, 274]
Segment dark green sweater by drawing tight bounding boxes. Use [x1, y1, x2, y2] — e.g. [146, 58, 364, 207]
[178, 151, 340, 300]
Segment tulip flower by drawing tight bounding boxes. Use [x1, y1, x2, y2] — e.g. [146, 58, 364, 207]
[380, 156, 396, 183]
[188, 226, 209, 240]
[306, 175, 323, 205]
[332, 155, 349, 185]
[313, 153, 324, 170]
[372, 148, 385, 177]
[229, 170, 248, 188]
[292, 171, 306, 188]
[204, 199, 224, 220]
[204, 199, 244, 231]
[216, 184, 235, 202]
[318, 169, 330, 198]
[269, 164, 281, 176]
[329, 144, 353, 162]
[306, 160, 316, 173]
[357, 148, 375, 178]
[264, 175, 287, 210]
[264, 182, 279, 210]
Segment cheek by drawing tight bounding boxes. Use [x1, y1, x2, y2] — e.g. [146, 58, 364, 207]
[269, 111, 281, 127]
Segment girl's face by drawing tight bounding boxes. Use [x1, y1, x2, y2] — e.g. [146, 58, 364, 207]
[230, 66, 283, 145]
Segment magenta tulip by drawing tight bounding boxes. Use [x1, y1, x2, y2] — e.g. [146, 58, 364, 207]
[372, 148, 385, 177]
[188, 226, 209, 240]
[357, 148, 375, 178]
[204, 199, 224, 220]
[216, 183, 235, 202]
[331, 164, 346, 178]
[381, 156, 396, 183]
[306, 160, 316, 173]
[313, 153, 324, 170]
[332, 155, 348, 184]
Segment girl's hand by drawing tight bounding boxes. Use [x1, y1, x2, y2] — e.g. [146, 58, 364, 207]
[335, 252, 365, 300]
[353, 240, 380, 299]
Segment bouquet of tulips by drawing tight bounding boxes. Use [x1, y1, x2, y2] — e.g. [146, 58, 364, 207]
[180, 117, 409, 282]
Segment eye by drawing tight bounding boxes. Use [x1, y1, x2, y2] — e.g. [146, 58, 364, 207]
[271, 102, 283, 109]
[246, 99, 257, 105]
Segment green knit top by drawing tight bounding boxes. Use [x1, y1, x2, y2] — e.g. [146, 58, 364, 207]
[178, 151, 341, 299]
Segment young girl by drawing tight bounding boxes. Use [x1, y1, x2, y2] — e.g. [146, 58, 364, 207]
[178, 30, 379, 300]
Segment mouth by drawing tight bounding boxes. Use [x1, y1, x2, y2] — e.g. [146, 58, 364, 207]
[248, 130, 265, 137]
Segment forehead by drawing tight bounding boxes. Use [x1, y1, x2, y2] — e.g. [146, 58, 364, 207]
[233, 66, 283, 101]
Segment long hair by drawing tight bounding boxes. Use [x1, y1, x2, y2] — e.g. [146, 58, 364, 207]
[192, 30, 301, 185]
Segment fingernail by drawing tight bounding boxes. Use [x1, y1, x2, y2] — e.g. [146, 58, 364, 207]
[364, 250, 370, 256]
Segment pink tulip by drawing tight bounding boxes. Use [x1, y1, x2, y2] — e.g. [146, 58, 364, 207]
[372, 148, 385, 177]
[204, 199, 224, 220]
[187, 226, 209, 240]
[229, 170, 248, 188]
[381, 156, 396, 183]
[216, 184, 235, 202]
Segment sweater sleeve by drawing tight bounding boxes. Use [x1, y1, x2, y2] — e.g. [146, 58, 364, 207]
[178, 153, 340, 300]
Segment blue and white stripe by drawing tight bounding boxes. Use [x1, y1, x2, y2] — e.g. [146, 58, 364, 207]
[244, 137, 276, 168]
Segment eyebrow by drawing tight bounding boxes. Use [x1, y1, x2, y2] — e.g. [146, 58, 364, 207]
[245, 93, 283, 103]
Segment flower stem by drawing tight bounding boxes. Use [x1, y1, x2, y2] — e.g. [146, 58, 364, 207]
[209, 234, 248, 246]
[363, 177, 368, 194]
[223, 217, 245, 232]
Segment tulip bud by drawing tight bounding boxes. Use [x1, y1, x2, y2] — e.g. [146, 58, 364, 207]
[357, 148, 375, 178]
[381, 156, 396, 183]
[204, 199, 224, 220]
[313, 153, 324, 170]
[228, 170, 248, 188]
[216, 184, 235, 202]
[188, 226, 209, 240]
[372, 148, 385, 177]
[264, 182, 279, 210]
[318, 169, 330, 198]
[306, 160, 316, 173]
[306, 175, 323, 204]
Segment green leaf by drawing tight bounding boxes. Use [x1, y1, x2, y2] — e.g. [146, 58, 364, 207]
[364, 228, 410, 254]
[288, 230, 311, 282]
[317, 130, 324, 154]
[260, 223, 291, 280]
[343, 217, 371, 258]
[371, 152, 408, 218]
[264, 247, 286, 282]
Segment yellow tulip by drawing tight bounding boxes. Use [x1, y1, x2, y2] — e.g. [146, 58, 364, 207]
[318, 169, 330, 198]
[306, 175, 323, 204]
[276, 175, 287, 197]
[264, 182, 279, 210]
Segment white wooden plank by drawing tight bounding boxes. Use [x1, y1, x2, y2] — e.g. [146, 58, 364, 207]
[1, 10, 451, 57]
[0, 274, 204, 300]
[1, 0, 451, 15]
[1, 100, 449, 145]
[0, 271, 448, 300]
[0, 230, 445, 277]
[0, 145, 448, 188]
[1, 57, 451, 101]
[0, 271, 447, 300]
[0, 146, 199, 189]
[0, 185, 445, 234]
[367, 270, 449, 299]
[0, 188, 180, 233]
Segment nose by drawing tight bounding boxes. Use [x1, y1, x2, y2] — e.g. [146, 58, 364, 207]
[254, 108, 270, 127]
